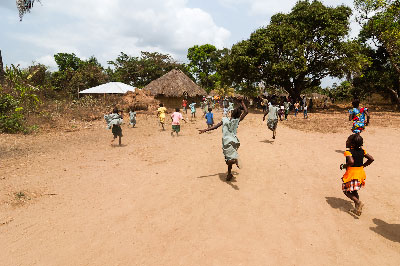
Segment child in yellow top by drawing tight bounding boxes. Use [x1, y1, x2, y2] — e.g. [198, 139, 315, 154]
[340, 134, 374, 216]
[157, 103, 167, 130]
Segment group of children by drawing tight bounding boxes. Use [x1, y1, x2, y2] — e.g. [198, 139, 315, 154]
[340, 99, 373, 216]
[104, 106, 137, 146]
[104, 98, 375, 217]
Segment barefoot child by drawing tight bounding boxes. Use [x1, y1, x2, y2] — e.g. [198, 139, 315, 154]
[340, 134, 374, 216]
[189, 102, 196, 119]
[263, 100, 279, 139]
[349, 99, 370, 134]
[205, 108, 214, 128]
[104, 107, 123, 146]
[157, 103, 167, 130]
[294, 101, 300, 117]
[170, 108, 187, 137]
[199, 98, 248, 181]
[129, 106, 136, 128]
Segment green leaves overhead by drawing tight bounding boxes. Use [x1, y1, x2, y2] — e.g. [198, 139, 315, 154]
[220, 1, 364, 99]
[354, 0, 400, 108]
[187, 44, 226, 93]
[108, 51, 186, 88]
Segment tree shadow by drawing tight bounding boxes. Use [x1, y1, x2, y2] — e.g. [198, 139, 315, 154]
[260, 139, 274, 144]
[335, 150, 345, 154]
[197, 172, 239, 190]
[370, 218, 400, 243]
[325, 197, 359, 219]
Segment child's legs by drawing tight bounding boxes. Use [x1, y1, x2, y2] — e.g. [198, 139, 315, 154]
[343, 191, 360, 204]
[226, 159, 237, 180]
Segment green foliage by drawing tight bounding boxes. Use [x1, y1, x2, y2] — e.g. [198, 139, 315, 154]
[220, 1, 366, 99]
[54, 53, 83, 71]
[51, 53, 108, 96]
[187, 44, 227, 92]
[353, 46, 400, 104]
[328, 81, 354, 101]
[218, 40, 259, 94]
[108, 51, 185, 87]
[354, 0, 400, 108]
[0, 65, 40, 133]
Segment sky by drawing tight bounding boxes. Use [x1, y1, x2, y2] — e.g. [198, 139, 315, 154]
[0, 0, 358, 86]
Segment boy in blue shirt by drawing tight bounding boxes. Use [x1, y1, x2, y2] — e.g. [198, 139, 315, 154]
[205, 108, 214, 128]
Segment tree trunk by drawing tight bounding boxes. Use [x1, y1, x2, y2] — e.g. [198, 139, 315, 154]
[387, 83, 400, 111]
[0, 50, 4, 84]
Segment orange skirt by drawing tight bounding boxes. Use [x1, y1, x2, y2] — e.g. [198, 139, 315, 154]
[342, 166, 366, 185]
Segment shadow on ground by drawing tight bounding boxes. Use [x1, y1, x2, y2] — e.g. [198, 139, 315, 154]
[197, 172, 239, 190]
[335, 150, 345, 154]
[370, 218, 400, 243]
[260, 139, 274, 144]
[325, 197, 359, 219]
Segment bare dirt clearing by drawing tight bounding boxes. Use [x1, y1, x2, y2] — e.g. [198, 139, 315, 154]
[1, 110, 400, 265]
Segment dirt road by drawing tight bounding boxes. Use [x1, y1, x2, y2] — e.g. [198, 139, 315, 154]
[1, 111, 399, 265]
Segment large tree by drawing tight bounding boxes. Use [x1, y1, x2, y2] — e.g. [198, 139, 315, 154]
[187, 44, 226, 93]
[221, 0, 365, 99]
[355, 0, 400, 107]
[51, 53, 108, 96]
[108, 51, 185, 88]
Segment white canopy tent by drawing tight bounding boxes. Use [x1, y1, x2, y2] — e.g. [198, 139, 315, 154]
[79, 82, 136, 94]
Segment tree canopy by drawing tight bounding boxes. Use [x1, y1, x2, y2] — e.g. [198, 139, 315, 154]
[187, 44, 227, 93]
[220, 0, 365, 99]
[355, 0, 400, 108]
[108, 51, 187, 88]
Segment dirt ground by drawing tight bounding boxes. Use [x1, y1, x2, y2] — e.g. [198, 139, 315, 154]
[1, 108, 400, 265]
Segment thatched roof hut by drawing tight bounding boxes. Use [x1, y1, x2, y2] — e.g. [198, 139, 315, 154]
[143, 69, 206, 97]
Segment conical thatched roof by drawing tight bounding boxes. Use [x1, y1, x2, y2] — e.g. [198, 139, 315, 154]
[143, 69, 206, 97]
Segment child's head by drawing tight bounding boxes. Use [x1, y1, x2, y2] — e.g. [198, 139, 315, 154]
[113, 106, 119, 113]
[346, 134, 363, 149]
[175, 107, 180, 112]
[208, 108, 212, 112]
[231, 107, 242, 119]
[129, 106, 135, 112]
[352, 99, 360, 108]
[159, 103, 164, 107]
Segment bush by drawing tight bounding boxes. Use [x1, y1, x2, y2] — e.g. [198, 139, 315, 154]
[0, 93, 25, 133]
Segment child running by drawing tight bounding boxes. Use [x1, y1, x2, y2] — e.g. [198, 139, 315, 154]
[205, 108, 214, 128]
[129, 106, 136, 128]
[157, 103, 167, 130]
[199, 97, 248, 181]
[182, 99, 188, 114]
[263, 100, 279, 139]
[349, 99, 370, 134]
[189, 102, 196, 119]
[170, 108, 187, 137]
[303, 102, 308, 119]
[104, 106, 123, 146]
[294, 101, 300, 117]
[340, 134, 374, 216]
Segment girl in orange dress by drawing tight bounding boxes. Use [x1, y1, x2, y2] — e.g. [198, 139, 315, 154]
[340, 134, 374, 216]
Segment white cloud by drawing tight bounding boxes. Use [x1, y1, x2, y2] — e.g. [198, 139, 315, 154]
[5, 0, 230, 67]
[218, 0, 355, 16]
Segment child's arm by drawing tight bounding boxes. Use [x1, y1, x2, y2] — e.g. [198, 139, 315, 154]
[263, 109, 269, 121]
[341, 156, 354, 169]
[363, 153, 374, 167]
[238, 98, 248, 122]
[199, 121, 222, 134]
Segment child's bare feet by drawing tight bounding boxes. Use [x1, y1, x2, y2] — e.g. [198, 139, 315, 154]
[236, 158, 242, 169]
[226, 173, 233, 181]
[356, 201, 364, 216]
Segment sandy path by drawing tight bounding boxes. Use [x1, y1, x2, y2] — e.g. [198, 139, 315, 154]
[1, 111, 400, 265]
